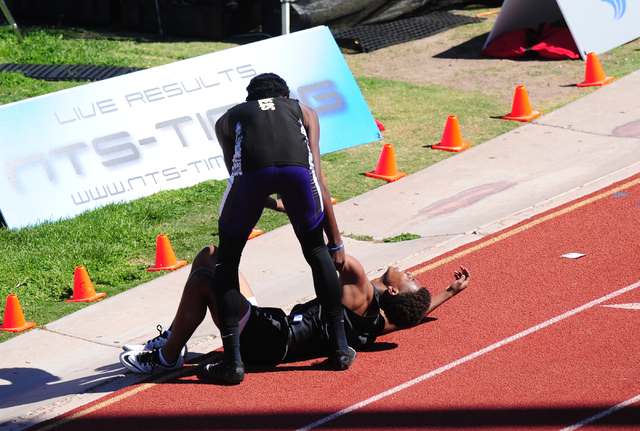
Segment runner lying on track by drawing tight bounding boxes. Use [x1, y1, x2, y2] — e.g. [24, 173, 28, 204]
[119, 242, 470, 383]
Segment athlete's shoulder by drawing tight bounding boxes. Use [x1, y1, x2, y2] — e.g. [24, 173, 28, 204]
[229, 100, 254, 110]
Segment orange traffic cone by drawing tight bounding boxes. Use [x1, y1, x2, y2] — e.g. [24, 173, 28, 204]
[366, 143, 406, 182]
[0, 294, 36, 332]
[249, 228, 264, 239]
[147, 234, 187, 271]
[578, 52, 614, 87]
[433, 116, 472, 152]
[502, 86, 541, 122]
[65, 266, 106, 302]
[375, 119, 386, 131]
[321, 172, 338, 204]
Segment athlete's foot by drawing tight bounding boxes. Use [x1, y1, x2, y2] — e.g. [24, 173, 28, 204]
[198, 360, 245, 384]
[329, 346, 356, 371]
[120, 348, 184, 374]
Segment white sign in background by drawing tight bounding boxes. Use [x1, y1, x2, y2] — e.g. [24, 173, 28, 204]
[484, 0, 640, 60]
[0, 26, 381, 229]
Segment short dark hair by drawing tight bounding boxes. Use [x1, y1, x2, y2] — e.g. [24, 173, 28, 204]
[246, 73, 290, 101]
[382, 287, 431, 329]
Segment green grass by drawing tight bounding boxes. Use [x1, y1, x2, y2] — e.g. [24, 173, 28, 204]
[1, 20, 639, 342]
[382, 233, 422, 243]
[341, 232, 422, 243]
[0, 71, 83, 105]
[343, 234, 374, 242]
[0, 27, 235, 68]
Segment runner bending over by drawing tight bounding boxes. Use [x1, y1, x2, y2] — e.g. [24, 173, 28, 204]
[208, 72, 349, 383]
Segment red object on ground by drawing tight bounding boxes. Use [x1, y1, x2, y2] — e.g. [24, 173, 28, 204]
[482, 24, 579, 60]
[31, 173, 640, 431]
[147, 234, 187, 271]
[248, 228, 263, 239]
[503, 86, 541, 122]
[433, 115, 471, 152]
[0, 294, 36, 332]
[531, 24, 580, 60]
[366, 143, 406, 181]
[65, 266, 106, 303]
[578, 52, 615, 87]
[482, 28, 530, 58]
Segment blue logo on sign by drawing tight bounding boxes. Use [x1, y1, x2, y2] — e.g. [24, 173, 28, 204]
[600, 0, 626, 20]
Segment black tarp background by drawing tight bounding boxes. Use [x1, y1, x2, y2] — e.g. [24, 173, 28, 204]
[264, 0, 503, 35]
[5, 0, 503, 40]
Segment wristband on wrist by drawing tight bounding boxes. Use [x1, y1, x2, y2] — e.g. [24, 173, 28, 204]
[327, 240, 344, 252]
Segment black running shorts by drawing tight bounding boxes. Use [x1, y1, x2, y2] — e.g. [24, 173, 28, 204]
[240, 305, 292, 365]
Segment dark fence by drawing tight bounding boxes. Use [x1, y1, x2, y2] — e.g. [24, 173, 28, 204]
[4, 0, 502, 40]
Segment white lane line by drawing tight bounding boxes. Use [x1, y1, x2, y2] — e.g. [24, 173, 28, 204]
[297, 280, 640, 431]
[602, 303, 640, 310]
[558, 393, 640, 430]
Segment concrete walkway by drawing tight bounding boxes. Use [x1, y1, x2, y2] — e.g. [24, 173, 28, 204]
[2, 68, 640, 431]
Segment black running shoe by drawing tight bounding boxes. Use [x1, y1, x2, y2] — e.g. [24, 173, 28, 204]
[198, 360, 245, 385]
[330, 347, 357, 371]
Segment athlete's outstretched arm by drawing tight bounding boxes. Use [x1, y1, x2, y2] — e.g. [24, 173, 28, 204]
[424, 266, 470, 316]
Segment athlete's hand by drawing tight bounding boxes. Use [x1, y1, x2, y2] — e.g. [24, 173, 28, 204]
[264, 196, 286, 213]
[330, 247, 346, 271]
[273, 197, 286, 213]
[447, 266, 470, 296]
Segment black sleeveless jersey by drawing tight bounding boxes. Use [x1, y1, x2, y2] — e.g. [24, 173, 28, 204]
[288, 285, 386, 357]
[224, 98, 311, 176]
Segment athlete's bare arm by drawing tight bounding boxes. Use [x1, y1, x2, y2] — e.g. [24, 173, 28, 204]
[338, 255, 373, 315]
[214, 112, 235, 174]
[299, 102, 345, 269]
[424, 266, 470, 316]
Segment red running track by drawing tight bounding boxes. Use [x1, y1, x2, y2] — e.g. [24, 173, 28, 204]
[30, 174, 640, 431]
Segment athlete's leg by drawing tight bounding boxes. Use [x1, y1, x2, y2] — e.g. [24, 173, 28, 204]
[164, 246, 254, 331]
[211, 229, 247, 365]
[211, 169, 275, 380]
[160, 268, 219, 364]
[277, 166, 351, 368]
[162, 264, 254, 364]
[190, 245, 255, 299]
[293, 225, 349, 353]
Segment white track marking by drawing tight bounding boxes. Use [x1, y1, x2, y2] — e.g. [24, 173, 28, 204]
[558, 393, 640, 430]
[297, 280, 640, 431]
[602, 303, 640, 310]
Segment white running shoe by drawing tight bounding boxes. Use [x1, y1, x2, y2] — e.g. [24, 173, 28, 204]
[122, 325, 169, 351]
[122, 325, 187, 358]
[120, 348, 184, 374]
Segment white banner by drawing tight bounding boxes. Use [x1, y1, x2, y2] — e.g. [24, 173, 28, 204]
[484, 0, 640, 60]
[0, 26, 381, 229]
[558, 0, 639, 57]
